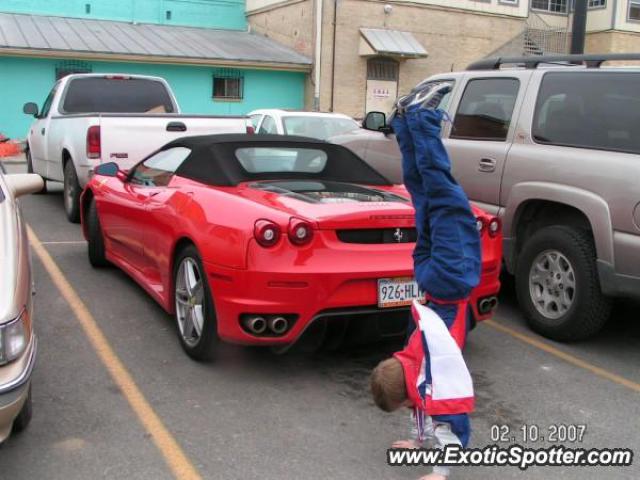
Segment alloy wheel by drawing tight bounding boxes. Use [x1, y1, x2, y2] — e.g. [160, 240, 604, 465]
[175, 257, 205, 347]
[528, 249, 576, 321]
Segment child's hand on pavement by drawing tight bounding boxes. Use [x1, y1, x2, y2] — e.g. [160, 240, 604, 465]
[392, 439, 419, 449]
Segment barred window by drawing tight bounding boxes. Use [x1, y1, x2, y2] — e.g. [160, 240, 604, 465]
[367, 58, 399, 81]
[531, 0, 568, 13]
[213, 68, 244, 100]
[55, 60, 92, 80]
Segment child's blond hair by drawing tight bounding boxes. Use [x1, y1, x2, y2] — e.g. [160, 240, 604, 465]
[370, 357, 408, 412]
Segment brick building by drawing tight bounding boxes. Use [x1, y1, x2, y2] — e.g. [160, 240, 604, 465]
[247, 0, 640, 117]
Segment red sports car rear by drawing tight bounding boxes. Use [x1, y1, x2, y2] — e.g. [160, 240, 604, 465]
[81, 135, 501, 360]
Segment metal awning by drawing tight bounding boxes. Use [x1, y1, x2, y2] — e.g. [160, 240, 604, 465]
[359, 28, 428, 59]
[0, 13, 312, 71]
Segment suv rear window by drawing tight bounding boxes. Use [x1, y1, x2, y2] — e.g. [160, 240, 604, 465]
[533, 72, 640, 154]
[62, 77, 175, 114]
[451, 78, 520, 141]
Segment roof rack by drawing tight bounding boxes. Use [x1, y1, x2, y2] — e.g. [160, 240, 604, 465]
[467, 53, 640, 71]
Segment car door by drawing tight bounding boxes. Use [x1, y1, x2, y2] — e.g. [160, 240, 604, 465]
[444, 75, 528, 215]
[136, 147, 192, 286]
[28, 84, 58, 176]
[98, 176, 151, 270]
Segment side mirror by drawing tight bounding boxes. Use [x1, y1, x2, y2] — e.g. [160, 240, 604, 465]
[23, 102, 39, 117]
[363, 111, 393, 134]
[94, 162, 120, 178]
[4, 174, 44, 198]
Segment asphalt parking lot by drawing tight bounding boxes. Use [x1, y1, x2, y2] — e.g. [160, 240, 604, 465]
[0, 162, 638, 480]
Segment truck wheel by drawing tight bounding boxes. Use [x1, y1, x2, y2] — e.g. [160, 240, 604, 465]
[87, 199, 109, 267]
[12, 386, 33, 433]
[26, 150, 47, 194]
[516, 225, 611, 341]
[63, 160, 81, 223]
[173, 245, 218, 361]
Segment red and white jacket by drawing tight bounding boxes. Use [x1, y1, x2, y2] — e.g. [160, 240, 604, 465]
[394, 300, 474, 416]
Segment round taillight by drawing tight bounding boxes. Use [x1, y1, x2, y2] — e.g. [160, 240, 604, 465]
[254, 220, 281, 248]
[288, 218, 314, 246]
[488, 217, 501, 237]
[475, 217, 486, 234]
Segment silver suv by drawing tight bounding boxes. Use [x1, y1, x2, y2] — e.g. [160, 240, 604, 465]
[332, 53, 640, 341]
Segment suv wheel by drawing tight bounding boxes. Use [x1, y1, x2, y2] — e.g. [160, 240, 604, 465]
[516, 225, 612, 341]
[63, 160, 81, 223]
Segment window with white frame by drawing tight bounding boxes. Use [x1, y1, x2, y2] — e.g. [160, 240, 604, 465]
[499, 0, 518, 4]
[588, 0, 605, 7]
[630, 0, 640, 20]
[532, 0, 569, 13]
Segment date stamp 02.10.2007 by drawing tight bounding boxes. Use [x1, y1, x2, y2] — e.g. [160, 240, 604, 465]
[490, 423, 587, 444]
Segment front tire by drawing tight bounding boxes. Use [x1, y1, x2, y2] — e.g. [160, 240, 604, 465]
[63, 160, 81, 223]
[87, 198, 109, 267]
[173, 245, 218, 361]
[516, 225, 611, 341]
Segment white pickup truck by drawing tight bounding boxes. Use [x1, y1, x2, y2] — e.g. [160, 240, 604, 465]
[23, 73, 252, 223]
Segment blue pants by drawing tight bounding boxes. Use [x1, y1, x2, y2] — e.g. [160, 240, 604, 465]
[391, 108, 481, 302]
[392, 107, 480, 451]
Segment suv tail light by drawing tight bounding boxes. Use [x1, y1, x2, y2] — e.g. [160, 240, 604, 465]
[475, 217, 486, 234]
[488, 217, 501, 238]
[254, 220, 281, 248]
[86, 125, 101, 159]
[287, 218, 314, 246]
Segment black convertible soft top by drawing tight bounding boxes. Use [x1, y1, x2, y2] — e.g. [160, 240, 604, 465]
[162, 134, 392, 187]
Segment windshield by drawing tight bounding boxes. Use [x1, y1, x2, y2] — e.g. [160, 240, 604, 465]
[282, 116, 359, 140]
[62, 77, 176, 114]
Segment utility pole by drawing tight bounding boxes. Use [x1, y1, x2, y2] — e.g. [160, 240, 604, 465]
[571, 0, 588, 54]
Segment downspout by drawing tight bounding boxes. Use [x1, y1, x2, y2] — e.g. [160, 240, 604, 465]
[570, 0, 588, 54]
[330, 0, 338, 112]
[314, 0, 323, 111]
[611, 0, 618, 31]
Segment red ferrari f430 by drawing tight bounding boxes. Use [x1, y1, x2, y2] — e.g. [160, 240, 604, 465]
[81, 135, 501, 360]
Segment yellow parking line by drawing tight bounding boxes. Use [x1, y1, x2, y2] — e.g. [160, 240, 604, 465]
[485, 319, 640, 394]
[27, 226, 202, 480]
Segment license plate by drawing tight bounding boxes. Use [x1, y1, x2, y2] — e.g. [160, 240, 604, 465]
[377, 277, 425, 308]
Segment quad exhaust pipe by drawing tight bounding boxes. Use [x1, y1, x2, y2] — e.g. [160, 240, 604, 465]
[242, 316, 268, 335]
[268, 316, 289, 335]
[241, 315, 291, 336]
[478, 296, 498, 315]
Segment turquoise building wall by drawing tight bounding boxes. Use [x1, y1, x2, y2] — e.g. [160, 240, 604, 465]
[0, 0, 246, 30]
[0, 57, 306, 139]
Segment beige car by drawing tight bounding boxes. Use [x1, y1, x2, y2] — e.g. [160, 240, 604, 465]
[0, 168, 43, 443]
